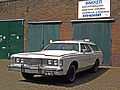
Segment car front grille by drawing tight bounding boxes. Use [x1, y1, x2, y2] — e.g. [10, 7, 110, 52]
[15, 58, 48, 65]
[23, 58, 42, 65]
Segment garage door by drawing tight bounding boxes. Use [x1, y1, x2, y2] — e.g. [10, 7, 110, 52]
[0, 20, 24, 59]
[73, 22, 111, 66]
[29, 23, 60, 52]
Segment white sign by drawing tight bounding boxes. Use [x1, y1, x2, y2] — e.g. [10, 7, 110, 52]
[78, 0, 110, 19]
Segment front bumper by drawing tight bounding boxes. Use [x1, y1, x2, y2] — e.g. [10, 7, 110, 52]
[8, 64, 63, 76]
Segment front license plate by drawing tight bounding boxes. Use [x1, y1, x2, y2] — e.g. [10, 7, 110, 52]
[24, 69, 38, 73]
[30, 67, 38, 69]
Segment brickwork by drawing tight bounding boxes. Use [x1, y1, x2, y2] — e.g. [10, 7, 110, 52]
[1, 60, 120, 89]
[111, 0, 120, 66]
[0, 0, 120, 66]
[0, 0, 78, 51]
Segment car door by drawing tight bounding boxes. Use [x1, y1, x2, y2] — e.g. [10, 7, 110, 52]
[85, 44, 95, 65]
[89, 44, 103, 64]
[79, 43, 94, 68]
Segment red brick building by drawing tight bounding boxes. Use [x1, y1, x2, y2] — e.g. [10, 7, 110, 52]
[0, 0, 120, 66]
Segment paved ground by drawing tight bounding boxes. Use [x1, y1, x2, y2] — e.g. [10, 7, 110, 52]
[0, 59, 120, 90]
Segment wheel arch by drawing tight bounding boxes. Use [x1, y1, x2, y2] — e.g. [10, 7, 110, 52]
[69, 61, 79, 71]
[96, 59, 100, 66]
[64, 60, 79, 75]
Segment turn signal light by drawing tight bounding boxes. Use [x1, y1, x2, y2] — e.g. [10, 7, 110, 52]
[49, 40, 53, 43]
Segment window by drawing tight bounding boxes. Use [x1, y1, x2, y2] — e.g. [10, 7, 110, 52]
[44, 43, 79, 52]
[84, 44, 91, 52]
[81, 44, 92, 52]
[74, 44, 79, 51]
[90, 45, 100, 51]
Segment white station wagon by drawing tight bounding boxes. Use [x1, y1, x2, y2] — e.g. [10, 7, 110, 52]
[8, 40, 103, 83]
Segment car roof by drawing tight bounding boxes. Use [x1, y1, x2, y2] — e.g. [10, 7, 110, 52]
[53, 40, 96, 45]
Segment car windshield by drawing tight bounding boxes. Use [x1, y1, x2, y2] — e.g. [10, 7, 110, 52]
[44, 43, 79, 52]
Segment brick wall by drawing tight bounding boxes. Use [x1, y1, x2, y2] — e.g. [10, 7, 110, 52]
[0, 0, 78, 51]
[0, 0, 120, 66]
[111, 0, 120, 66]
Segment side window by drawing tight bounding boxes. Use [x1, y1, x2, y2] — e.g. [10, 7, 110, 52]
[81, 44, 92, 52]
[74, 44, 79, 52]
[90, 45, 100, 51]
[84, 44, 92, 52]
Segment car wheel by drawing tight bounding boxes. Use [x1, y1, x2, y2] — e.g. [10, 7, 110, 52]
[64, 65, 76, 83]
[22, 72, 34, 80]
[90, 61, 99, 73]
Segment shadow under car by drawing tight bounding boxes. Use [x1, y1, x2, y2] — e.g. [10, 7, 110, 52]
[19, 67, 109, 87]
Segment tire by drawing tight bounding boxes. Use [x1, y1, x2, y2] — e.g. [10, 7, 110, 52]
[64, 65, 76, 83]
[90, 61, 99, 73]
[22, 72, 34, 80]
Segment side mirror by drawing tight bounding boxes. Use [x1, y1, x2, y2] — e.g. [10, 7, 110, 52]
[82, 49, 87, 54]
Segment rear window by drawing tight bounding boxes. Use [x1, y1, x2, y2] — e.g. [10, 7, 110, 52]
[89, 45, 100, 51]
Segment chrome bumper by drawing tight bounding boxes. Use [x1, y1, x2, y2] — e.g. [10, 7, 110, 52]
[8, 64, 63, 76]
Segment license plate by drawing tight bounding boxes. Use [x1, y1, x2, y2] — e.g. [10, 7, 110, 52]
[24, 69, 38, 73]
[30, 67, 38, 69]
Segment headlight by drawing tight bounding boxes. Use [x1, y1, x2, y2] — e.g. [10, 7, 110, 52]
[47, 60, 58, 66]
[16, 58, 20, 63]
[48, 60, 53, 65]
[15, 58, 24, 64]
[54, 60, 58, 66]
[21, 59, 24, 63]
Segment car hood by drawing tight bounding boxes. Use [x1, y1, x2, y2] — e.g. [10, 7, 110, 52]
[11, 50, 78, 58]
[34, 50, 77, 56]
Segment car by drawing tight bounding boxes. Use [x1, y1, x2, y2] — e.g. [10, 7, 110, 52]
[8, 40, 103, 83]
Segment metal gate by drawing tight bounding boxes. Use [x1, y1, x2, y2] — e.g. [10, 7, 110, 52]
[0, 20, 24, 59]
[29, 23, 60, 52]
[73, 22, 111, 66]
